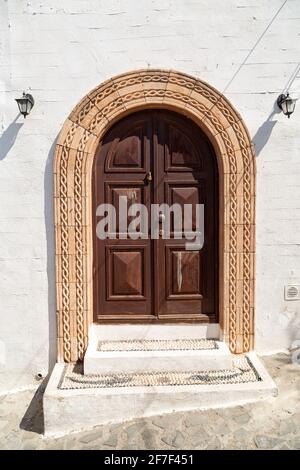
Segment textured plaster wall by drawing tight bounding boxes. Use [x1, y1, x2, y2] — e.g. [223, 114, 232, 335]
[0, 0, 300, 390]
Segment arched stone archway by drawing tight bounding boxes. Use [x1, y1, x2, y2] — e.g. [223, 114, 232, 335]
[53, 69, 256, 363]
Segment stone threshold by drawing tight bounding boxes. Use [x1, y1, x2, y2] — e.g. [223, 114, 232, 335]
[97, 338, 218, 352]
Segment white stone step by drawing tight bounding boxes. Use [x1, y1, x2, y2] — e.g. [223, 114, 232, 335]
[44, 353, 278, 437]
[89, 323, 220, 341]
[84, 338, 232, 374]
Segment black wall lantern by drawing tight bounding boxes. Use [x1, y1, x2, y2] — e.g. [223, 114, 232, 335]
[15, 92, 34, 118]
[277, 92, 297, 118]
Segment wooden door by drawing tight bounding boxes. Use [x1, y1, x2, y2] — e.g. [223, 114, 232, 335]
[93, 110, 218, 323]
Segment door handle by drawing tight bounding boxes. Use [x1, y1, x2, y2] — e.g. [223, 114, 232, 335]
[159, 213, 165, 237]
[144, 171, 152, 185]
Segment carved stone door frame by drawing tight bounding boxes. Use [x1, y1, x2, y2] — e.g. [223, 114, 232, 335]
[53, 69, 256, 362]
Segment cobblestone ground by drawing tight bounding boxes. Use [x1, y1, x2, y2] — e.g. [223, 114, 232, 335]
[0, 353, 299, 450]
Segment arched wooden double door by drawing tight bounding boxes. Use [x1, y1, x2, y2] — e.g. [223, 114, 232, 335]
[93, 110, 218, 323]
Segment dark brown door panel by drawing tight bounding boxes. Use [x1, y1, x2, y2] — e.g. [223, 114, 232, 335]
[92, 110, 218, 323]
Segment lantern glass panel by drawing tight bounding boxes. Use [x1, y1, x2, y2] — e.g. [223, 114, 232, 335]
[286, 97, 296, 115]
[17, 98, 28, 115]
[280, 99, 288, 115]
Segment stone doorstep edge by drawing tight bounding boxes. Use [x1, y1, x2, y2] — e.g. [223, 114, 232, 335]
[43, 353, 278, 437]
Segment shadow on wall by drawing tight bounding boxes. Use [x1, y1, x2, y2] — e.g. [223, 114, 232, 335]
[0, 114, 23, 160]
[44, 138, 58, 372]
[252, 103, 281, 157]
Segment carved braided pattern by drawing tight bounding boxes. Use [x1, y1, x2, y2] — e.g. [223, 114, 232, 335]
[75, 73, 193, 126]
[141, 74, 169, 83]
[74, 131, 89, 360]
[89, 111, 106, 135]
[88, 97, 124, 134]
[76, 75, 168, 125]
[94, 82, 117, 107]
[75, 84, 117, 126]
[228, 179, 238, 353]
[194, 83, 219, 103]
[59, 123, 76, 362]
[214, 96, 252, 350]
[214, 94, 252, 351]
[232, 123, 252, 352]
[168, 75, 195, 89]
[76, 100, 94, 125]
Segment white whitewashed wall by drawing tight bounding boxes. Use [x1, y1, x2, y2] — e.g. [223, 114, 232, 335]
[0, 0, 300, 392]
